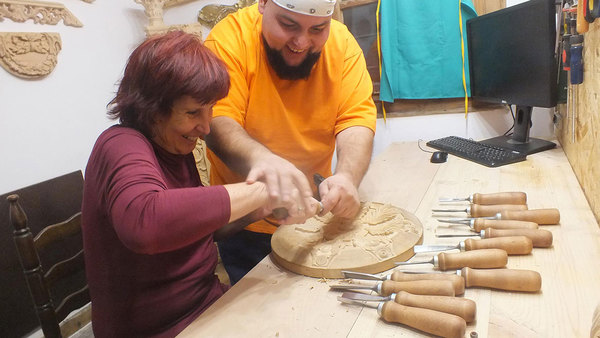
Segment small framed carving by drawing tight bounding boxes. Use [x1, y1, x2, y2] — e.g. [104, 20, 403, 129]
[0, 32, 62, 79]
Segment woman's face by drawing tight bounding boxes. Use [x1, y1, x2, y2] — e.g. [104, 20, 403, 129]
[152, 96, 213, 155]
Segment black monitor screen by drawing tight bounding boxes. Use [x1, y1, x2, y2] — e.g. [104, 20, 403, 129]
[466, 0, 558, 155]
[467, 0, 557, 108]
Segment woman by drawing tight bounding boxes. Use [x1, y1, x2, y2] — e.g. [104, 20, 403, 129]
[82, 31, 318, 338]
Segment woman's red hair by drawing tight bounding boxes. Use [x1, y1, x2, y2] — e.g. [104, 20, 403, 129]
[108, 31, 230, 137]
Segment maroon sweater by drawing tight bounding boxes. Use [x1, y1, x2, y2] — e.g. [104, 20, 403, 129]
[82, 126, 231, 337]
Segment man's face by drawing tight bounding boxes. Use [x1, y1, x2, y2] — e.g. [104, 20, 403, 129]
[259, 0, 331, 76]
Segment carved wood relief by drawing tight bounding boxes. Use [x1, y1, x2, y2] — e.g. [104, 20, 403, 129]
[271, 202, 424, 278]
[0, 32, 61, 79]
[134, 0, 203, 38]
[0, 0, 83, 27]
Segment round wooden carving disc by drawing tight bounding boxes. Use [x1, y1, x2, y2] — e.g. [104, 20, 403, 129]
[271, 201, 424, 278]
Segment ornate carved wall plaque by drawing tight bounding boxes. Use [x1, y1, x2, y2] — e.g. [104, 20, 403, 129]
[198, 0, 342, 27]
[271, 202, 424, 278]
[0, 0, 83, 27]
[0, 32, 62, 79]
[197, 0, 256, 28]
[134, 0, 203, 38]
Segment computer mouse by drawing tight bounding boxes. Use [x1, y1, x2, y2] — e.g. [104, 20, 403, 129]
[430, 151, 448, 163]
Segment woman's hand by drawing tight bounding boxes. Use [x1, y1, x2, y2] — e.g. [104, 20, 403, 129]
[277, 197, 323, 225]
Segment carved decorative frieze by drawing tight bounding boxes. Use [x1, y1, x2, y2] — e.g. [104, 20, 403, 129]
[197, 0, 342, 27]
[134, 0, 203, 38]
[0, 32, 62, 79]
[0, 0, 83, 27]
[197, 0, 255, 28]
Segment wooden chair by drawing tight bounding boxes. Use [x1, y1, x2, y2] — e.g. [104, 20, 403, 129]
[5, 171, 89, 338]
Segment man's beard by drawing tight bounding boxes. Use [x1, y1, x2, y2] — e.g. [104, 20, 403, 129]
[262, 35, 321, 80]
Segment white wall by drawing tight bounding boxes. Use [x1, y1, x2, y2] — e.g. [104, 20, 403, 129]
[0, 0, 221, 194]
[0, 0, 554, 194]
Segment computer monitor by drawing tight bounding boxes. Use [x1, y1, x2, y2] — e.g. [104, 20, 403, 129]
[467, 0, 558, 155]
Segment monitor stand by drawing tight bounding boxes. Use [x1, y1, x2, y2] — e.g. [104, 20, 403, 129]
[479, 105, 556, 155]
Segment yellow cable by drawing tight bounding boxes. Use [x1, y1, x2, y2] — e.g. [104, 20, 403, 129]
[459, 0, 468, 118]
[376, 0, 386, 121]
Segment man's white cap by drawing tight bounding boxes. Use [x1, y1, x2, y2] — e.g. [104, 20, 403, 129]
[271, 0, 337, 17]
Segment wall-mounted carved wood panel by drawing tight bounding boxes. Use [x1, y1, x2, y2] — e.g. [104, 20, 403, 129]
[0, 32, 61, 79]
[0, 0, 83, 27]
[134, 0, 203, 38]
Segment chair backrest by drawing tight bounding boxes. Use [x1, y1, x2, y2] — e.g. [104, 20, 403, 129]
[1, 171, 87, 338]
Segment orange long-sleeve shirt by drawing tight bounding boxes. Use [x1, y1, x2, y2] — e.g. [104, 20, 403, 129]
[204, 4, 376, 234]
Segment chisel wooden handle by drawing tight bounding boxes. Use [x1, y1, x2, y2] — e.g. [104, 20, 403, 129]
[482, 228, 553, 248]
[381, 302, 466, 338]
[460, 267, 542, 292]
[381, 280, 455, 297]
[437, 249, 508, 270]
[464, 236, 532, 255]
[470, 204, 527, 217]
[472, 192, 527, 205]
[472, 219, 538, 231]
[390, 271, 465, 295]
[499, 208, 560, 224]
[393, 291, 477, 323]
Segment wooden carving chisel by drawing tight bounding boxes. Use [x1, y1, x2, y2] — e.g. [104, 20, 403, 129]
[341, 291, 477, 323]
[400, 267, 542, 292]
[329, 279, 455, 297]
[341, 270, 465, 295]
[414, 236, 533, 255]
[439, 208, 560, 225]
[437, 218, 539, 231]
[395, 248, 508, 270]
[436, 227, 553, 248]
[337, 297, 467, 338]
[439, 192, 527, 205]
[432, 203, 527, 217]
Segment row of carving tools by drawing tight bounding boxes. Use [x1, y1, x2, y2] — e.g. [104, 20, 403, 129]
[328, 191, 557, 338]
[432, 191, 559, 247]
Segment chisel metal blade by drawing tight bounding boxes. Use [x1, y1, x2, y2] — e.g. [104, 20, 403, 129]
[435, 215, 498, 221]
[341, 292, 389, 302]
[342, 271, 385, 281]
[437, 218, 473, 225]
[413, 244, 460, 253]
[438, 197, 470, 203]
[436, 233, 479, 238]
[337, 296, 380, 309]
[431, 208, 468, 213]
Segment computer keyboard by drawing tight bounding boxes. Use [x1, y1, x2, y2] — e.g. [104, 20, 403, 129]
[426, 136, 527, 167]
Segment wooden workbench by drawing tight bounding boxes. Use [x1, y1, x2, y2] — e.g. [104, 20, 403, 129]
[178, 142, 600, 337]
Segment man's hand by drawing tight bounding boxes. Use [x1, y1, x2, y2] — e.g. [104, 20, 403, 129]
[318, 173, 360, 219]
[275, 197, 323, 225]
[246, 153, 314, 214]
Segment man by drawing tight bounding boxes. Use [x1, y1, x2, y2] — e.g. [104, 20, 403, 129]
[204, 0, 377, 284]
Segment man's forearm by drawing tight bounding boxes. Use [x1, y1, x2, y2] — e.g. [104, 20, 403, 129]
[334, 126, 374, 187]
[205, 116, 273, 177]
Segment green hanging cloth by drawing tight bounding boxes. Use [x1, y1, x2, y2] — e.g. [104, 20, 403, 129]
[379, 0, 477, 101]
